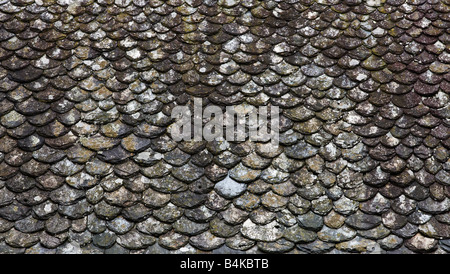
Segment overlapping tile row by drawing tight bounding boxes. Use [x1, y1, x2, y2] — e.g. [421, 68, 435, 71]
[0, 0, 449, 254]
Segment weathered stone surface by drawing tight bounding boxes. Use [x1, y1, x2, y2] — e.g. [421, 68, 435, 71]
[271, 181, 297, 197]
[137, 216, 171, 236]
[32, 146, 66, 164]
[9, 66, 43, 83]
[210, 218, 240, 238]
[225, 234, 255, 251]
[94, 201, 122, 220]
[0, 201, 30, 221]
[285, 141, 318, 160]
[117, 230, 156, 250]
[418, 198, 450, 214]
[261, 192, 289, 211]
[86, 159, 112, 176]
[334, 196, 359, 216]
[409, 210, 432, 226]
[283, 225, 317, 244]
[98, 146, 132, 164]
[66, 172, 98, 190]
[104, 187, 140, 207]
[297, 240, 335, 254]
[163, 148, 190, 166]
[260, 167, 290, 184]
[1, 110, 26, 128]
[324, 211, 346, 229]
[317, 226, 357, 243]
[39, 231, 68, 249]
[336, 236, 377, 253]
[0, 187, 14, 206]
[49, 184, 85, 206]
[0, 0, 448, 255]
[93, 229, 117, 248]
[173, 217, 209, 236]
[141, 162, 171, 179]
[250, 208, 276, 226]
[159, 231, 189, 250]
[360, 193, 391, 214]
[105, 243, 130, 254]
[146, 176, 188, 194]
[142, 188, 170, 208]
[297, 211, 324, 232]
[45, 214, 71, 235]
[393, 223, 419, 239]
[122, 203, 152, 222]
[14, 215, 44, 233]
[284, 106, 315, 122]
[121, 134, 151, 153]
[189, 231, 225, 251]
[153, 203, 184, 223]
[185, 205, 216, 223]
[311, 196, 333, 216]
[132, 149, 163, 166]
[171, 163, 204, 183]
[345, 211, 382, 230]
[5, 229, 39, 248]
[241, 220, 285, 242]
[204, 164, 228, 182]
[359, 224, 390, 240]
[25, 243, 57, 254]
[107, 217, 134, 235]
[172, 191, 206, 209]
[257, 239, 295, 254]
[379, 235, 404, 251]
[214, 176, 247, 199]
[229, 163, 261, 183]
[405, 233, 438, 253]
[6, 173, 36, 193]
[419, 218, 450, 238]
[87, 214, 106, 234]
[50, 159, 84, 177]
[220, 206, 249, 225]
[382, 210, 408, 230]
[440, 240, 450, 253]
[80, 135, 120, 151]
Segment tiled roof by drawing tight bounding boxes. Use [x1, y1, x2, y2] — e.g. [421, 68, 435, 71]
[0, 0, 449, 254]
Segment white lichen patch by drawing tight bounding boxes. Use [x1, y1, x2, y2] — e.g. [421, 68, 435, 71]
[35, 55, 50, 68]
[241, 220, 284, 242]
[127, 48, 142, 60]
[372, 27, 386, 36]
[134, 151, 163, 161]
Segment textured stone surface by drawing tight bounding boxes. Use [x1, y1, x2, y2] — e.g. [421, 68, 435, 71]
[335, 236, 377, 253]
[405, 233, 438, 253]
[0, 0, 448, 254]
[214, 176, 247, 199]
